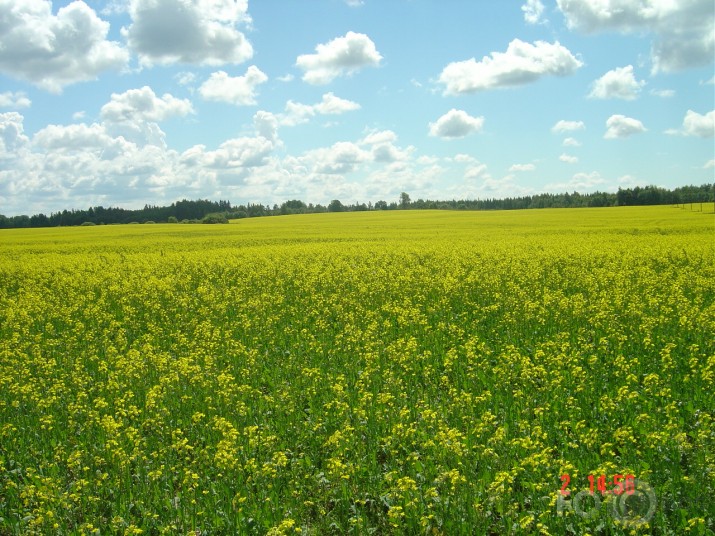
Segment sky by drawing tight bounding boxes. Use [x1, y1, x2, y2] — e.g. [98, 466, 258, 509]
[0, 0, 713, 216]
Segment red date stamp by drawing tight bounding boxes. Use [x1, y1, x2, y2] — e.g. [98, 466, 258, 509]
[557, 474, 656, 526]
[561, 473, 636, 496]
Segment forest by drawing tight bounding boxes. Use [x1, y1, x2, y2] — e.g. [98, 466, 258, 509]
[1, 183, 712, 228]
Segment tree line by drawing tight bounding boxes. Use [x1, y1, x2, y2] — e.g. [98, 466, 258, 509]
[1, 183, 712, 229]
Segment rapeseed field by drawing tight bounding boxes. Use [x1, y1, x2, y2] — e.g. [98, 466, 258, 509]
[0, 206, 713, 534]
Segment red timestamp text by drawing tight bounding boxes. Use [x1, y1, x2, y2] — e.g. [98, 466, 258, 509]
[561, 474, 636, 496]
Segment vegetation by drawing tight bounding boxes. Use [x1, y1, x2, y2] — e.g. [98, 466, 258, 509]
[0, 184, 712, 229]
[0, 206, 713, 534]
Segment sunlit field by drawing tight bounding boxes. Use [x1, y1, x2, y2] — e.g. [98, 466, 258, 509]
[1, 206, 713, 535]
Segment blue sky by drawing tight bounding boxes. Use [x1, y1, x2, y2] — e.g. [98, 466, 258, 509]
[0, 0, 713, 216]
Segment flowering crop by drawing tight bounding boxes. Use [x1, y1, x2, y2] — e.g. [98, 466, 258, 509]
[0, 206, 713, 534]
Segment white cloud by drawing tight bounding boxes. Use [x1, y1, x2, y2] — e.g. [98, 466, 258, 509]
[680, 110, 715, 138]
[650, 88, 675, 98]
[417, 155, 439, 166]
[454, 153, 476, 163]
[101, 86, 194, 122]
[438, 39, 582, 94]
[175, 72, 197, 87]
[552, 120, 585, 133]
[198, 67, 268, 106]
[281, 101, 315, 127]
[296, 31, 382, 85]
[604, 114, 646, 139]
[0, 92, 31, 109]
[465, 162, 489, 180]
[546, 171, 606, 191]
[559, 153, 579, 163]
[556, 0, 714, 73]
[3, 115, 180, 210]
[588, 65, 645, 100]
[302, 141, 371, 174]
[618, 175, 647, 188]
[315, 93, 361, 115]
[253, 111, 279, 142]
[280, 93, 360, 126]
[361, 130, 398, 146]
[475, 174, 532, 198]
[429, 109, 485, 138]
[202, 136, 275, 169]
[704, 159, 715, 169]
[522, 0, 546, 24]
[345, 0, 364, 6]
[360, 130, 412, 163]
[0, 108, 294, 215]
[563, 137, 581, 146]
[33, 123, 117, 152]
[370, 143, 411, 164]
[124, 0, 253, 67]
[509, 163, 536, 172]
[0, 112, 30, 154]
[0, 0, 128, 93]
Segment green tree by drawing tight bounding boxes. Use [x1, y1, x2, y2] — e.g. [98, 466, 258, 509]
[400, 192, 411, 208]
[328, 200, 344, 212]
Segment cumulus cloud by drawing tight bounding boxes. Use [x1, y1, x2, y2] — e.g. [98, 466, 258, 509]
[465, 162, 489, 180]
[202, 136, 275, 169]
[563, 137, 581, 146]
[670, 109, 715, 138]
[0, 0, 128, 92]
[509, 163, 536, 172]
[604, 114, 646, 139]
[3, 114, 179, 211]
[175, 72, 197, 87]
[360, 130, 412, 163]
[198, 67, 268, 106]
[303, 141, 371, 174]
[124, 0, 253, 66]
[101, 86, 194, 122]
[547, 171, 606, 191]
[552, 120, 585, 133]
[559, 153, 578, 163]
[0, 92, 31, 109]
[429, 109, 484, 138]
[438, 39, 582, 94]
[704, 159, 715, 169]
[0, 103, 288, 215]
[253, 111, 279, 142]
[556, 0, 714, 73]
[296, 31, 382, 85]
[588, 65, 645, 100]
[0, 112, 30, 154]
[34, 123, 108, 151]
[683, 110, 715, 137]
[281, 93, 361, 126]
[522, 0, 546, 24]
[476, 175, 531, 198]
[450, 154, 490, 181]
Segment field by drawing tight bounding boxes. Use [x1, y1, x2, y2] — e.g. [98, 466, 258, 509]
[1, 206, 713, 535]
